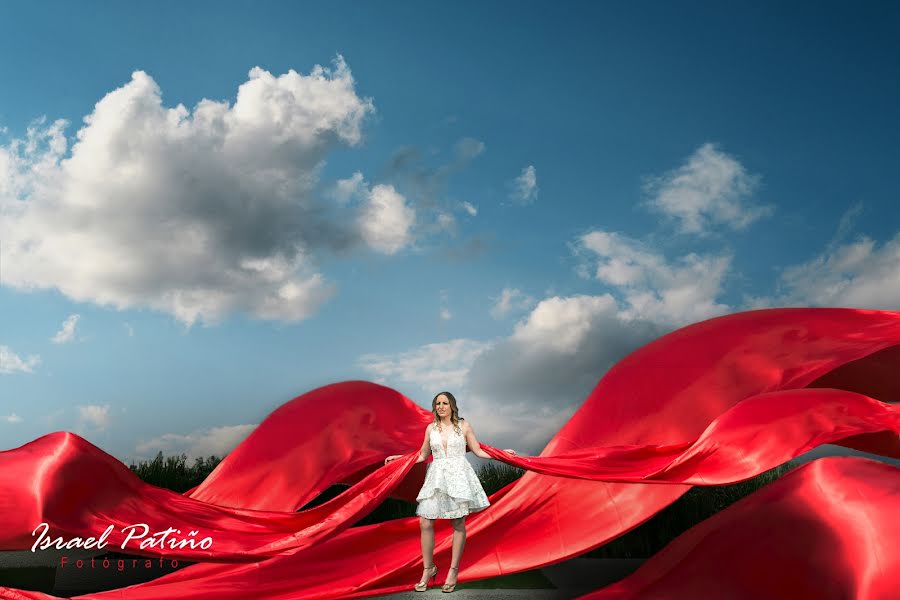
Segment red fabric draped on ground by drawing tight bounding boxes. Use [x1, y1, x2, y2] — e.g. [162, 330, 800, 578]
[1, 308, 898, 599]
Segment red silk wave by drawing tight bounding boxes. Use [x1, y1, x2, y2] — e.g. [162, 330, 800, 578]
[580, 456, 900, 600]
[0, 307, 898, 599]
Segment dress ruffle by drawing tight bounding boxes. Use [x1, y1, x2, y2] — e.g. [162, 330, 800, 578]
[416, 456, 490, 519]
[416, 423, 491, 519]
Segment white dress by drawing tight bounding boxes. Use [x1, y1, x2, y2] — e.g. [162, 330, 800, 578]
[416, 421, 490, 519]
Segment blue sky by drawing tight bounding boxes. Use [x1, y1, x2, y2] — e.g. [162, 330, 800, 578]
[1, 1, 899, 463]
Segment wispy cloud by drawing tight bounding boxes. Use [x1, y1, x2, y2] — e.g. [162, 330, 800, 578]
[509, 165, 538, 204]
[2, 413, 23, 424]
[77, 404, 111, 430]
[134, 424, 257, 462]
[385, 137, 486, 211]
[643, 143, 771, 234]
[771, 232, 900, 310]
[454, 137, 485, 161]
[359, 338, 492, 393]
[51, 314, 81, 344]
[439, 289, 452, 321]
[490, 287, 535, 319]
[0, 345, 40, 374]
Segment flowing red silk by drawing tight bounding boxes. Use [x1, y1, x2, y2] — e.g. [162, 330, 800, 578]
[580, 456, 900, 600]
[0, 307, 898, 600]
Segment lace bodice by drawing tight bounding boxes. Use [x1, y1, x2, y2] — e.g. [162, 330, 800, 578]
[430, 422, 467, 459]
[417, 419, 488, 519]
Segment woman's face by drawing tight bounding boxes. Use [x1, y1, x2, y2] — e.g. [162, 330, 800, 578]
[434, 394, 451, 418]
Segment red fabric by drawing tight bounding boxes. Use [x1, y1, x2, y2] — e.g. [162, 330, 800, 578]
[580, 456, 900, 600]
[0, 307, 898, 600]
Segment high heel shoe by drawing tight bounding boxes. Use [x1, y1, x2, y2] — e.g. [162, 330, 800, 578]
[414, 564, 438, 592]
[442, 566, 459, 593]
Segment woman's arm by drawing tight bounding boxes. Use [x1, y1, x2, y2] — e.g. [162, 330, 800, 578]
[415, 424, 432, 463]
[463, 421, 493, 459]
[384, 425, 433, 465]
[463, 420, 519, 459]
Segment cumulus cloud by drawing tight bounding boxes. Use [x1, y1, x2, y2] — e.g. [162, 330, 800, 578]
[358, 184, 416, 254]
[51, 314, 80, 344]
[772, 233, 900, 310]
[644, 143, 772, 234]
[135, 423, 257, 462]
[2, 413, 23, 423]
[510, 165, 538, 204]
[0, 56, 378, 326]
[359, 338, 492, 393]
[467, 296, 661, 447]
[77, 404, 111, 430]
[329, 171, 367, 205]
[330, 171, 417, 253]
[0, 345, 40, 374]
[575, 229, 732, 327]
[461, 201, 477, 216]
[360, 294, 661, 455]
[490, 287, 535, 319]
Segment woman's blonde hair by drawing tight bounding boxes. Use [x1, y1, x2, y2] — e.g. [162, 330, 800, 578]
[431, 391, 463, 435]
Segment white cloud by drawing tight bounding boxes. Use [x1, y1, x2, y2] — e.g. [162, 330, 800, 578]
[77, 404, 111, 430]
[124, 322, 135, 337]
[461, 201, 477, 216]
[644, 143, 772, 234]
[490, 287, 535, 319]
[0, 56, 375, 326]
[0, 345, 40, 374]
[576, 229, 732, 327]
[2, 413, 23, 424]
[508, 294, 619, 353]
[436, 211, 456, 233]
[772, 233, 900, 310]
[455, 138, 485, 161]
[359, 338, 493, 392]
[440, 308, 452, 321]
[135, 423, 257, 462]
[360, 294, 660, 455]
[51, 314, 80, 344]
[358, 184, 416, 254]
[329, 171, 367, 204]
[510, 165, 538, 204]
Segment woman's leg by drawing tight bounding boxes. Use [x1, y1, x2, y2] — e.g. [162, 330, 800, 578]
[446, 516, 466, 586]
[416, 515, 438, 588]
[419, 516, 436, 565]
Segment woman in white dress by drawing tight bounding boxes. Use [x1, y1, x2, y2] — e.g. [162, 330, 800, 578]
[385, 391, 518, 593]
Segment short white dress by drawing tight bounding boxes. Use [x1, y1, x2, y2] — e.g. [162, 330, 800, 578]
[416, 421, 490, 519]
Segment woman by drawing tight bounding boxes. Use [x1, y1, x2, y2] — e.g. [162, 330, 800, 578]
[385, 391, 518, 593]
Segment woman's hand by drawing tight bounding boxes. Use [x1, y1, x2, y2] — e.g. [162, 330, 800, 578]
[384, 454, 404, 465]
[503, 449, 518, 456]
